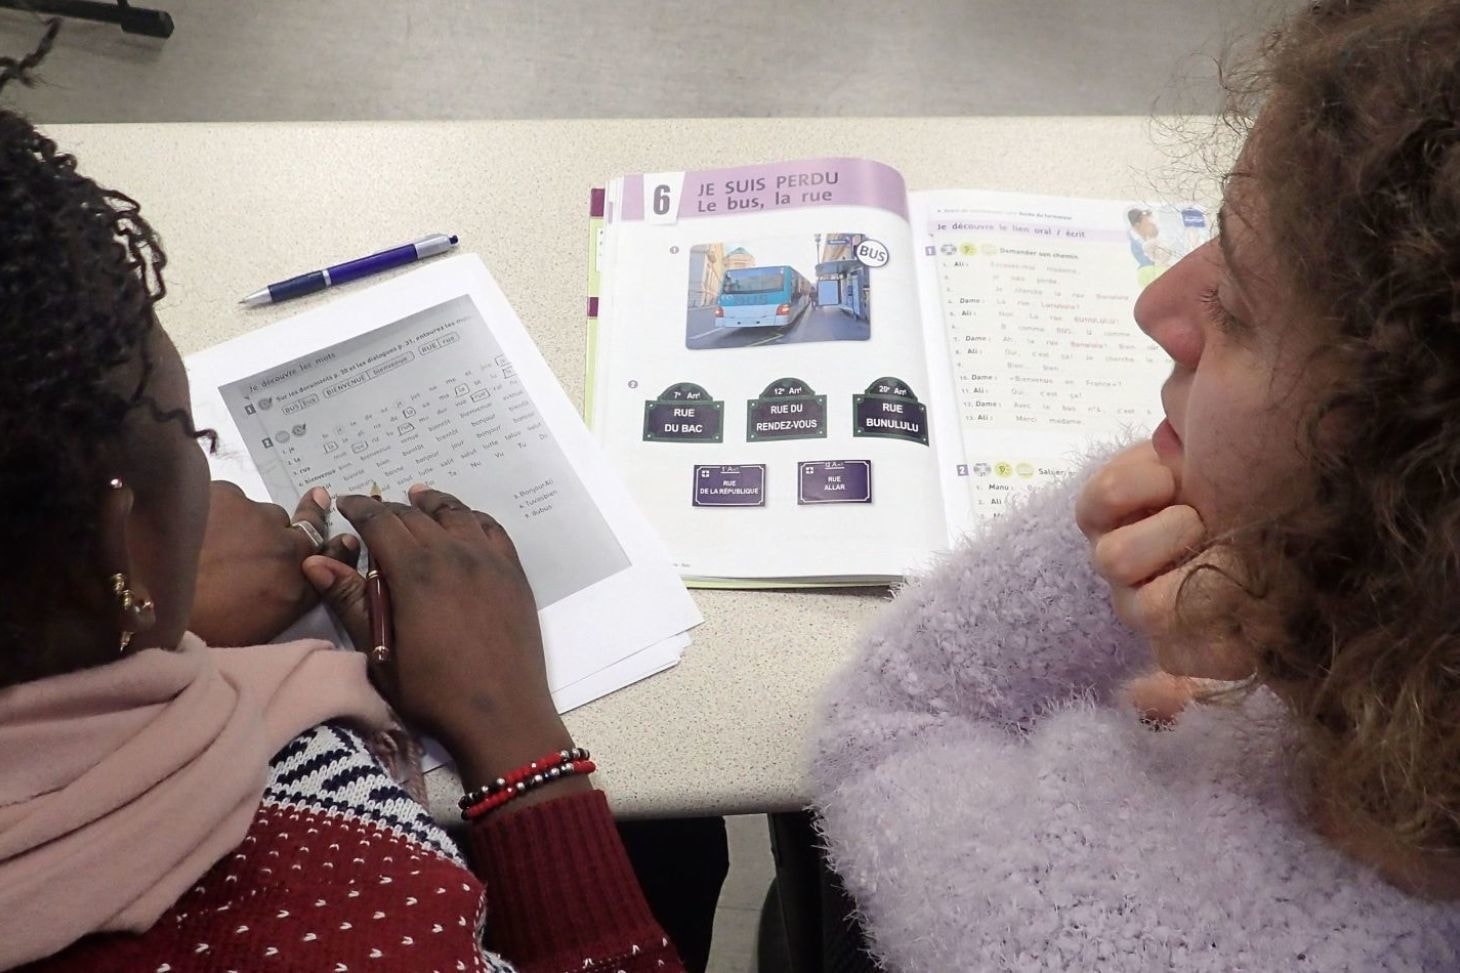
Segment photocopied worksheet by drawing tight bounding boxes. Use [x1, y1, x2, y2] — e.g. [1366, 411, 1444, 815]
[188, 255, 702, 712]
[215, 294, 628, 609]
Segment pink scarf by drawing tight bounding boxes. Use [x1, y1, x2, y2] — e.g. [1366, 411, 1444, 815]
[0, 634, 390, 969]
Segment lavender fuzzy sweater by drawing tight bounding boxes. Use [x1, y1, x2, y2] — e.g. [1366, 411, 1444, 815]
[811, 468, 1460, 972]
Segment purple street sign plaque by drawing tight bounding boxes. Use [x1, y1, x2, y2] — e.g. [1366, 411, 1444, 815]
[798, 460, 872, 505]
[693, 464, 766, 507]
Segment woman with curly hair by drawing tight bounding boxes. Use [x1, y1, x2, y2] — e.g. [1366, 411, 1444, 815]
[0, 23, 685, 973]
[812, 1, 1460, 969]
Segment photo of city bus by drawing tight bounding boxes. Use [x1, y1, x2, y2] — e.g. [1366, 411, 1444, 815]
[713, 265, 814, 330]
[685, 234, 872, 350]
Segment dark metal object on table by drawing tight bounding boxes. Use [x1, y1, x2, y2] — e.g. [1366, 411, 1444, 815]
[0, 1, 173, 38]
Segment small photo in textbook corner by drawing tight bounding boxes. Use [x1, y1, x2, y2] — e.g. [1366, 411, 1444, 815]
[1123, 204, 1208, 288]
[684, 231, 874, 350]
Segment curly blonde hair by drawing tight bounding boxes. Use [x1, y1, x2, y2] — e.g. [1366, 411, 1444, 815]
[1205, 0, 1460, 858]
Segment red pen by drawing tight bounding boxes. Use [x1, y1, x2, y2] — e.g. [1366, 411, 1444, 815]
[365, 482, 392, 665]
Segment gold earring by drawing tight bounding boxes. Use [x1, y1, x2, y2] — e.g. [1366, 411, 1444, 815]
[110, 572, 134, 610]
[112, 572, 136, 653]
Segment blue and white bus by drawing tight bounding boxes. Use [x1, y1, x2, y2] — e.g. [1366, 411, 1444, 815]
[714, 266, 814, 329]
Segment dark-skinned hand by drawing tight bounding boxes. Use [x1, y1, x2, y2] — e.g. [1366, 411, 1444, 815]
[300, 484, 582, 801]
[191, 482, 359, 647]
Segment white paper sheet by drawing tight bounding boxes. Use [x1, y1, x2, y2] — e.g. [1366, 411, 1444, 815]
[186, 254, 701, 698]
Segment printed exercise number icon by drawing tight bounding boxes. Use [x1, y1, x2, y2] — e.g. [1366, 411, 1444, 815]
[854, 238, 890, 268]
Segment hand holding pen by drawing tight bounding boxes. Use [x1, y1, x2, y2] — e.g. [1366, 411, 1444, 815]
[300, 483, 573, 784]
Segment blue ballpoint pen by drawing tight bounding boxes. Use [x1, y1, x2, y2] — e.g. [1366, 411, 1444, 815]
[240, 233, 460, 306]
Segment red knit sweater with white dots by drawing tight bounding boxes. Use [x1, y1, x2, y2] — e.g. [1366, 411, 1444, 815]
[16, 724, 684, 973]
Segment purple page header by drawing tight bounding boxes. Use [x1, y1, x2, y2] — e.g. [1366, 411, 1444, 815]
[619, 158, 907, 222]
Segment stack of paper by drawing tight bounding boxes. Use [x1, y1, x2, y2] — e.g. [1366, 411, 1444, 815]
[186, 255, 702, 730]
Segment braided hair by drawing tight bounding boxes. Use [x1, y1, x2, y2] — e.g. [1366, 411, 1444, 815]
[0, 22, 213, 679]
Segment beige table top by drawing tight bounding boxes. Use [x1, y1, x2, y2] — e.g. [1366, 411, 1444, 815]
[46, 117, 1205, 818]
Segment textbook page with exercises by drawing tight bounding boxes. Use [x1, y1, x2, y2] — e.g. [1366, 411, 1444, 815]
[588, 158, 1208, 586]
[186, 255, 702, 714]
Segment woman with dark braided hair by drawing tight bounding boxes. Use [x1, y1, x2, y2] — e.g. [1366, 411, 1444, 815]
[0, 23, 686, 973]
[809, 1, 1460, 970]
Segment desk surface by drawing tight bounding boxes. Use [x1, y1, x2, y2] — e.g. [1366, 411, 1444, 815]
[47, 117, 1205, 817]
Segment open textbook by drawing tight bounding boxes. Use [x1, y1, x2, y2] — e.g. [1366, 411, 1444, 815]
[186, 255, 702, 714]
[588, 158, 1207, 585]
